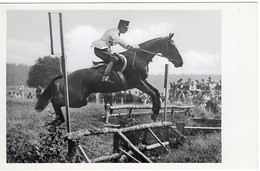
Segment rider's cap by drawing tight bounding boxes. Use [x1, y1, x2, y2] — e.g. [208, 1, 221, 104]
[119, 20, 130, 27]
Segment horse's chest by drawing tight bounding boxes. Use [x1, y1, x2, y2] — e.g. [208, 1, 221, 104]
[124, 66, 148, 81]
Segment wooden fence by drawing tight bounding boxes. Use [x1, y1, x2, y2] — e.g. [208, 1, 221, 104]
[65, 120, 221, 163]
[102, 104, 194, 123]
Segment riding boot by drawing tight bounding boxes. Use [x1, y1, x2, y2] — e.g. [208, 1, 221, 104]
[102, 61, 115, 84]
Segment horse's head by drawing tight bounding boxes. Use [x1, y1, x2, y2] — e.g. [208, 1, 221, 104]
[161, 33, 183, 67]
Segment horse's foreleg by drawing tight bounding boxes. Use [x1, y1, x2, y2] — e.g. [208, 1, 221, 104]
[144, 80, 161, 101]
[143, 80, 161, 121]
[136, 80, 160, 122]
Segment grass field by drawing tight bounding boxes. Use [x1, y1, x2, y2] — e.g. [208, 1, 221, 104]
[6, 86, 221, 163]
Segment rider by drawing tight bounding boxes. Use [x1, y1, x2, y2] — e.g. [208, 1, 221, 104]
[91, 19, 140, 83]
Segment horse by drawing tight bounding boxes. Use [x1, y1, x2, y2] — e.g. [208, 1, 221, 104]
[35, 33, 183, 125]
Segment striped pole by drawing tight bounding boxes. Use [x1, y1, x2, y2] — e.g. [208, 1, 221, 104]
[164, 64, 169, 121]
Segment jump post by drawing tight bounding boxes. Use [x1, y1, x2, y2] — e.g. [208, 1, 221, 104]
[48, 12, 75, 159]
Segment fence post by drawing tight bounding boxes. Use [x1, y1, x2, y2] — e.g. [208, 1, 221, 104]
[48, 12, 54, 55]
[176, 122, 185, 134]
[164, 64, 169, 122]
[58, 12, 76, 159]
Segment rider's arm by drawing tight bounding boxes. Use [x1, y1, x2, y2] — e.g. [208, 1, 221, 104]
[110, 31, 130, 49]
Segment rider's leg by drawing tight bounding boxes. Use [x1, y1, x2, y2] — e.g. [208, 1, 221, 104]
[94, 48, 118, 83]
[102, 55, 119, 83]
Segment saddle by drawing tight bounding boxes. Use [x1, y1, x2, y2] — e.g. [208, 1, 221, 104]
[92, 53, 127, 72]
[92, 53, 127, 89]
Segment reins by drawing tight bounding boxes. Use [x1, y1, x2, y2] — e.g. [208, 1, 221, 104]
[131, 48, 169, 71]
[139, 48, 167, 58]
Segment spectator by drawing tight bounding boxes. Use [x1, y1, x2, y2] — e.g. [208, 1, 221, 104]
[8, 91, 13, 97]
[178, 90, 185, 103]
[126, 90, 133, 104]
[18, 82, 25, 98]
[177, 79, 184, 89]
[215, 81, 221, 91]
[16, 92, 21, 98]
[169, 81, 177, 102]
[209, 81, 216, 90]
[103, 93, 113, 110]
[36, 85, 42, 99]
[195, 80, 201, 89]
[27, 92, 33, 99]
[12, 92, 17, 98]
[200, 79, 207, 90]
[186, 90, 193, 105]
[207, 77, 212, 84]
[189, 81, 197, 95]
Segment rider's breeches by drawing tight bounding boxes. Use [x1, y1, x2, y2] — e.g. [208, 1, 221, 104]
[94, 48, 118, 76]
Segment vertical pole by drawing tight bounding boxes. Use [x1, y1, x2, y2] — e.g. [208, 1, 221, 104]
[164, 64, 169, 122]
[113, 133, 120, 153]
[176, 122, 185, 134]
[48, 12, 54, 55]
[59, 13, 75, 158]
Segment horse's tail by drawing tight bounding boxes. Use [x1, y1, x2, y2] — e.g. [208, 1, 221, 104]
[35, 75, 63, 112]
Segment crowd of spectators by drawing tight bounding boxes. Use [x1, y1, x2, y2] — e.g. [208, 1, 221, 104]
[7, 77, 221, 114]
[92, 90, 147, 105]
[88, 77, 221, 115]
[8, 83, 43, 99]
[169, 77, 221, 114]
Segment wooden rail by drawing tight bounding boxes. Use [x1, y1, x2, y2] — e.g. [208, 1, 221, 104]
[104, 104, 194, 123]
[66, 122, 172, 140]
[171, 125, 221, 136]
[109, 104, 194, 110]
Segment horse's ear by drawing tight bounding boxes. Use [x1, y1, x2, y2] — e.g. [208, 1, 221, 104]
[167, 33, 174, 40]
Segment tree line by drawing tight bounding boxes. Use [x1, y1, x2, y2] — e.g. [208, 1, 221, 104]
[7, 56, 61, 87]
[7, 56, 221, 91]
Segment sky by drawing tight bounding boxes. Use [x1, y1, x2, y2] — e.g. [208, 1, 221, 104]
[7, 10, 221, 75]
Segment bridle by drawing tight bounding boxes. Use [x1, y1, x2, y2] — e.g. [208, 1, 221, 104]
[131, 45, 175, 70]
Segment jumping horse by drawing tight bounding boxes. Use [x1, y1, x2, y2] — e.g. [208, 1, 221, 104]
[35, 33, 183, 125]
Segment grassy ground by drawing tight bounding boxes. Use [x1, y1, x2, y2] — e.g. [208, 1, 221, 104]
[6, 87, 221, 163]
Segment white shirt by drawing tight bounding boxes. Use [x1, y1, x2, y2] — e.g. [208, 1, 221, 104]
[91, 28, 129, 50]
[18, 84, 24, 91]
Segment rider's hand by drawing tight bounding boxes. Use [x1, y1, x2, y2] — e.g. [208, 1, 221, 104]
[132, 44, 140, 50]
[127, 44, 140, 50]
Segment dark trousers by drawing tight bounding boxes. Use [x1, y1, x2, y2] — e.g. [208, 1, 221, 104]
[94, 48, 118, 76]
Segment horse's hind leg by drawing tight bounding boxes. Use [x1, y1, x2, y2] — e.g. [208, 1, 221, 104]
[52, 104, 65, 125]
[51, 99, 65, 125]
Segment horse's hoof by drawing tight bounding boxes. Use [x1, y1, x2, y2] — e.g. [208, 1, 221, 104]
[151, 115, 157, 122]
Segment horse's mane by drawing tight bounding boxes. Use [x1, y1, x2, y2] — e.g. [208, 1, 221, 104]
[138, 37, 165, 47]
[121, 37, 165, 57]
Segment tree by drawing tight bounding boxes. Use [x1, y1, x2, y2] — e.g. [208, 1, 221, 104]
[6, 63, 30, 86]
[27, 56, 62, 87]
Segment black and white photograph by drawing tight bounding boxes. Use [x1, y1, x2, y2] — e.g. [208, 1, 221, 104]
[1, 2, 258, 170]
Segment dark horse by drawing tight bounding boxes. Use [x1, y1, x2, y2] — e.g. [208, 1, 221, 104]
[35, 33, 183, 125]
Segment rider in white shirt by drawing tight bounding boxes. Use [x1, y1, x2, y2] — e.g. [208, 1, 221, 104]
[91, 20, 139, 83]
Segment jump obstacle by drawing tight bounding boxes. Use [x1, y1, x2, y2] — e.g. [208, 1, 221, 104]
[66, 121, 189, 163]
[65, 120, 220, 163]
[102, 104, 194, 124]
